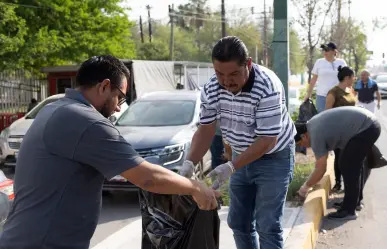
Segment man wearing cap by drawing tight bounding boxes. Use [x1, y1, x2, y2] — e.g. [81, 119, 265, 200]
[354, 69, 381, 113]
[304, 42, 348, 113]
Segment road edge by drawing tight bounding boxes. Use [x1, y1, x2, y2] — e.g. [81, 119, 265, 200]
[284, 155, 334, 249]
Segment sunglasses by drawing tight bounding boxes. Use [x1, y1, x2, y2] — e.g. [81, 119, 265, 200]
[111, 84, 127, 106]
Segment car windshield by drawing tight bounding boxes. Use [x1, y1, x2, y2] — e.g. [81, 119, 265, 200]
[376, 75, 387, 83]
[116, 100, 196, 126]
[25, 98, 61, 119]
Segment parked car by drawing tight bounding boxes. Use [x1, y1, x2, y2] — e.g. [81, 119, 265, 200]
[288, 87, 302, 116]
[0, 170, 14, 232]
[0, 94, 128, 168]
[373, 74, 387, 98]
[103, 90, 212, 191]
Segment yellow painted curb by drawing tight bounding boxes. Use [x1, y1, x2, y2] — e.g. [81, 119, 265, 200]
[284, 155, 335, 249]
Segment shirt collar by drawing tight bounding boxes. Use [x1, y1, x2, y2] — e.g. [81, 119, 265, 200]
[64, 88, 93, 107]
[241, 66, 255, 92]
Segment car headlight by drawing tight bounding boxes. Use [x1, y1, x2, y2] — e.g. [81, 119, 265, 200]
[155, 143, 186, 166]
[0, 127, 10, 139]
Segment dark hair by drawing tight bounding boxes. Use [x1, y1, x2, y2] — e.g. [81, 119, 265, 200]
[31, 98, 37, 103]
[211, 36, 249, 66]
[75, 55, 130, 89]
[337, 66, 354, 82]
[294, 122, 308, 143]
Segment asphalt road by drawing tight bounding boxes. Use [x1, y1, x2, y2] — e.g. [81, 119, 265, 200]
[2, 168, 142, 248]
[316, 100, 387, 249]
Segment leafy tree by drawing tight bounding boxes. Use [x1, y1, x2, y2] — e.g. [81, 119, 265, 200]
[1, 0, 136, 72]
[291, 0, 335, 82]
[289, 28, 305, 74]
[0, 3, 27, 70]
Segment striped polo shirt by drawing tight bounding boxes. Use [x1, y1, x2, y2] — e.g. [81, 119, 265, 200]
[199, 63, 296, 154]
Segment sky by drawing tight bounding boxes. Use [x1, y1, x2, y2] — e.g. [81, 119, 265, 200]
[122, 0, 387, 65]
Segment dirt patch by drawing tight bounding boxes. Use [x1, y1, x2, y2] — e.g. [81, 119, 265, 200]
[295, 148, 315, 164]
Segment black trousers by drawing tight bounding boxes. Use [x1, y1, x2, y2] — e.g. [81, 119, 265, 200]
[334, 148, 342, 185]
[339, 121, 381, 213]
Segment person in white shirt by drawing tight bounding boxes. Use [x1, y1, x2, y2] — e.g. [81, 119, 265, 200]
[304, 42, 347, 113]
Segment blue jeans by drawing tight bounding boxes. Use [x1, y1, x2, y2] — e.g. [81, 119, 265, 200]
[316, 95, 326, 113]
[210, 135, 226, 170]
[227, 141, 295, 249]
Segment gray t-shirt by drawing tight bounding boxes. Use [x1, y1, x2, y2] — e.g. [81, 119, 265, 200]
[307, 106, 377, 159]
[0, 89, 144, 249]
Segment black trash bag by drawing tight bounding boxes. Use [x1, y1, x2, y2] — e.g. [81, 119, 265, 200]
[367, 144, 387, 169]
[139, 189, 220, 249]
[297, 99, 318, 122]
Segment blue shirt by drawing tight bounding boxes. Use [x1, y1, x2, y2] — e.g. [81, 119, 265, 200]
[354, 78, 378, 103]
[0, 89, 143, 249]
[199, 64, 296, 154]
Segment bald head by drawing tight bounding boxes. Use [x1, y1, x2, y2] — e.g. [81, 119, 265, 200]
[360, 69, 370, 82]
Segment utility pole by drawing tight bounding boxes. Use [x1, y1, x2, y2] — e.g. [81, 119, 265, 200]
[169, 4, 174, 60]
[348, 0, 352, 22]
[139, 16, 144, 43]
[337, 0, 342, 25]
[263, 0, 268, 67]
[272, 0, 289, 106]
[146, 5, 152, 42]
[221, 0, 226, 37]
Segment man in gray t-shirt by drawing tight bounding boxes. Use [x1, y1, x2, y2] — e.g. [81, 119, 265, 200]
[294, 106, 380, 221]
[0, 55, 219, 249]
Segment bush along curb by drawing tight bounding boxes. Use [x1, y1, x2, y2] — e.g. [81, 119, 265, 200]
[284, 156, 335, 249]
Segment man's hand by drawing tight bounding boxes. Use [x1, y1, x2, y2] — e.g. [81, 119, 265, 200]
[191, 181, 221, 210]
[179, 160, 195, 178]
[298, 183, 310, 198]
[303, 95, 310, 102]
[208, 161, 235, 189]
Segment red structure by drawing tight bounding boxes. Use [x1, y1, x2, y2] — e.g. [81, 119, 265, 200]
[41, 65, 80, 96]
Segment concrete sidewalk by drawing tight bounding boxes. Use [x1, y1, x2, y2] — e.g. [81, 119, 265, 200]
[92, 206, 300, 249]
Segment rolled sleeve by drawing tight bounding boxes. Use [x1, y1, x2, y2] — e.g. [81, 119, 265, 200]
[311, 60, 319, 75]
[199, 83, 218, 125]
[73, 121, 144, 179]
[255, 91, 283, 137]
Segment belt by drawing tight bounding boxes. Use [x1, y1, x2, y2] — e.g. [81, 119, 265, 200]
[359, 100, 374, 104]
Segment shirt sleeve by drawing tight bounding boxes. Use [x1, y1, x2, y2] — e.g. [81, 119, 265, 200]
[255, 76, 283, 137]
[373, 82, 378, 91]
[310, 134, 329, 159]
[311, 60, 319, 75]
[199, 78, 218, 125]
[72, 121, 144, 179]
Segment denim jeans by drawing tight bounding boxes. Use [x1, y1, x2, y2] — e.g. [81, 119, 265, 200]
[210, 135, 226, 170]
[227, 141, 295, 249]
[316, 95, 326, 113]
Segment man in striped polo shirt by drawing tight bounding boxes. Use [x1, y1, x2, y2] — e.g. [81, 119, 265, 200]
[179, 36, 296, 249]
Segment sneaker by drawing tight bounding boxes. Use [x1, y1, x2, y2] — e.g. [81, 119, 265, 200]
[356, 202, 364, 211]
[328, 209, 358, 220]
[333, 201, 364, 211]
[333, 201, 343, 209]
[332, 183, 341, 192]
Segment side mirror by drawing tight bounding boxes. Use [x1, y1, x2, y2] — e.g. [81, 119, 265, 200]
[195, 121, 200, 127]
[109, 116, 117, 123]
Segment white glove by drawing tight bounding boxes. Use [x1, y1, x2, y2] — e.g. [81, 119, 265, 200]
[207, 161, 235, 190]
[179, 160, 195, 178]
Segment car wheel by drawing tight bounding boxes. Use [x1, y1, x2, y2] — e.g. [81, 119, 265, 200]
[193, 160, 204, 180]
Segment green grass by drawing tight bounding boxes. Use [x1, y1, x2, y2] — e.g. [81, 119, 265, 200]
[205, 163, 314, 206]
[286, 163, 314, 201]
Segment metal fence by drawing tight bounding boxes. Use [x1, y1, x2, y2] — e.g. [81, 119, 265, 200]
[0, 70, 48, 113]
